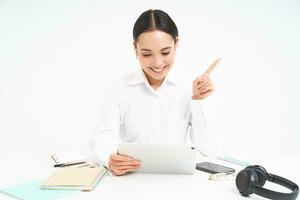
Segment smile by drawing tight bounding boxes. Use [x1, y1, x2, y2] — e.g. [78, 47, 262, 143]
[150, 65, 167, 73]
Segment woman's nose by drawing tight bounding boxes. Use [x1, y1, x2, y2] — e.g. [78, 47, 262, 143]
[151, 56, 165, 67]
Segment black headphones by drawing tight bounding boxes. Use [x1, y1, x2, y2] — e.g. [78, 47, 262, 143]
[236, 165, 299, 200]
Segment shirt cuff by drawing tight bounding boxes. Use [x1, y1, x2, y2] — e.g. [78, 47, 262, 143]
[190, 99, 206, 119]
[93, 145, 117, 168]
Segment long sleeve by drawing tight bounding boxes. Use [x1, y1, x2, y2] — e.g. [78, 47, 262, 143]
[91, 84, 121, 167]
[189, 100, 219, 156]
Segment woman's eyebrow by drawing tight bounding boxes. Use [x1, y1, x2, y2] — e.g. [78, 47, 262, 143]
[140, 47, 172, 52]
[141, 48, 152, 52]
[160, 47, 172, 51]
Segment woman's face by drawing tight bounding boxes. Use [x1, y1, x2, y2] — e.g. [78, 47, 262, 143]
[134, 30, 178, 86]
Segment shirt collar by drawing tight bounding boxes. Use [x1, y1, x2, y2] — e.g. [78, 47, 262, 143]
[128, 67, 178, 87]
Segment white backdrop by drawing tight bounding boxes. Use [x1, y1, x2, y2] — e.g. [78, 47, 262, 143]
[1, 0, 299, 160]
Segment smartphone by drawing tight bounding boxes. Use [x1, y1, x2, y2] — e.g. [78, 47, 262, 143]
[196, 162, 235, 174]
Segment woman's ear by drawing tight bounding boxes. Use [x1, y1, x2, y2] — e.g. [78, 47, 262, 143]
[133, 42, 138, 59]
[175, 37, 179, 51]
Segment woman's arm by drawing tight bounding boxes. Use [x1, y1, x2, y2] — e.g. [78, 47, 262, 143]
[188, 99, 220, 156]
[92, 84, 121, 167]
[189, 59, 220, 155]
[92, 83, 140, 175]
[188, 100, 210, 156]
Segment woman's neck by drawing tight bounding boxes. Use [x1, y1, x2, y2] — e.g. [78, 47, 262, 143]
[144, 73, 164, 90]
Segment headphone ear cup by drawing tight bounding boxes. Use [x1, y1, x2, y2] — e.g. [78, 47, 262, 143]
[236, 167, 261, 196]
[236, 169, 253, 196]
[253, 166, 268, 187]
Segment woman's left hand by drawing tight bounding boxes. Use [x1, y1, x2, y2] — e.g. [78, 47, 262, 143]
[192, 74, 214, 100]
[192, 58, 220, 100]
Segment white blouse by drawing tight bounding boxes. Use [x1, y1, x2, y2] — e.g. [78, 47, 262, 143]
[92, 68, 214, 167]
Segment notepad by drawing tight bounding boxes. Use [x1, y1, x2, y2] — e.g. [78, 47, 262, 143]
[50, 149, 87, 167]
[41, 165, 107, 191]
[0, 180, 75, 200]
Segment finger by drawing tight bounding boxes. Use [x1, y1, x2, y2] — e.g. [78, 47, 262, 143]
[197, 77, 210, 87]
[110, 153, 134, 162]
[195, 74, 209, 84]
[121, 168, 138, 174]
[115, 168, 137, 176]
[113, 169, 126, 176]
[199, 90, 213, 99]
[199, 84, 214, 94]
[198, 80, 211, 90]
[117, 164, 141, 170]
[199, 83, 214, 92]
[113, 160, 141, 166]
[199, 82, 213, 91]
[204, 57, 221, 76]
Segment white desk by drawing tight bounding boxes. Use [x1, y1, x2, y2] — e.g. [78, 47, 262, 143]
[0, 154, 299, 200]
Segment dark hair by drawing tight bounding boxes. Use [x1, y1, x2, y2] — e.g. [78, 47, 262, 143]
[133, 9, 178, 42]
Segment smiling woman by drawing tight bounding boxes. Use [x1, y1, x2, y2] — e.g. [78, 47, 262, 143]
[134, 30, 177, 89]
[135, 30, 178, 89]
[132, 9, 178, 89]
[92, 9, 218, 176]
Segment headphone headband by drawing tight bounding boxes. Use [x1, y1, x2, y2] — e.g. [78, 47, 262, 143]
[236, 165, 299, 200]
[252, 173, 299, 200]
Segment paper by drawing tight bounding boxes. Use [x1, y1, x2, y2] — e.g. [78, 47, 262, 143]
[0, 180, 75, 200]
[50, 149, 87, 166]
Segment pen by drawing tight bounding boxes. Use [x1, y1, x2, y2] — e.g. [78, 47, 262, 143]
[54, 161, 86, 168]
[217, 156, 251, 167]
[102, 166, 113, 176]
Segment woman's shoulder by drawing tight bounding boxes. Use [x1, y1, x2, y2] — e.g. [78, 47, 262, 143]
[103, 70, 139, 93]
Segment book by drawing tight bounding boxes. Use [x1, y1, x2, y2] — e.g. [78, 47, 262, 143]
[41, 165, 107, 191]
[50, 149, 87, 167]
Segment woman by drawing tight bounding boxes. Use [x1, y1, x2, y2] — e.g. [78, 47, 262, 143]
[93, 9, 218, 176]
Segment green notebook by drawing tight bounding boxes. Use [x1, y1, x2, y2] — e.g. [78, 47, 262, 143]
[0, 180, 75, 200]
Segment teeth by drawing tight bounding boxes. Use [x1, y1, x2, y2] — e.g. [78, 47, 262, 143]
[152, 67, 164, 72]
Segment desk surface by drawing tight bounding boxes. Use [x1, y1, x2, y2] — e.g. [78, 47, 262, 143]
[0, 154, 299, 200]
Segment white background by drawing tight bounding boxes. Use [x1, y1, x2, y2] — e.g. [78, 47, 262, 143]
[1, 0, 299, 160]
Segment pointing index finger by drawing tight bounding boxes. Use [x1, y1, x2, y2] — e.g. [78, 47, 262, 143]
[204, 57, 221, 76]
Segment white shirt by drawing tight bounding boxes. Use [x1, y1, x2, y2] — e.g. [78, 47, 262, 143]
[92, 68, 214, 167]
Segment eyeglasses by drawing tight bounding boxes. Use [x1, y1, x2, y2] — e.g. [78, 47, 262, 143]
[208, 172, 236, 181]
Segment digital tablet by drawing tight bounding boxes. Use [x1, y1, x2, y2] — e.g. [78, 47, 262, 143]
[118, 143, 197, 174]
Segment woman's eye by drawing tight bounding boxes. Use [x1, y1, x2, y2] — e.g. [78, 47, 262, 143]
[162, 52, 170, 56]
[142, 54, 151, 57]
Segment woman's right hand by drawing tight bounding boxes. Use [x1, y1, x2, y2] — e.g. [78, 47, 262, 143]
[108, 153, 141, 176]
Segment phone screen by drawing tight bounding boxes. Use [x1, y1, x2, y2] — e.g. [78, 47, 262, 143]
[196, 162, 235, 174]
